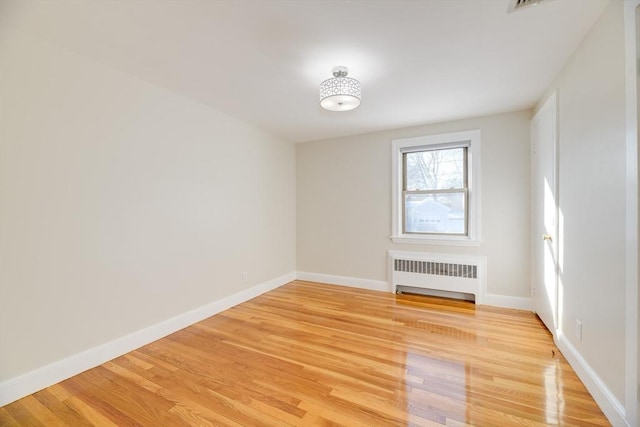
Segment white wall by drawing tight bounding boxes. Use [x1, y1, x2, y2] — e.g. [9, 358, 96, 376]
[625, 3, 640, 424]
[535, 0, 627, 415]
[297, 110, 531, 300]
[0, 30, 296, 383]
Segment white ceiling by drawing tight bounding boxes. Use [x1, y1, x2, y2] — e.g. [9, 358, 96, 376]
[1, 0, 608, 142]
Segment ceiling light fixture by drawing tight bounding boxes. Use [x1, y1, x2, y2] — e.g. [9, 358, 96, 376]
[319, 66, 361, 112]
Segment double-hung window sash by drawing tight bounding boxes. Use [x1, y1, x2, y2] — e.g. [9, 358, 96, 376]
[401, 143, 469, 236]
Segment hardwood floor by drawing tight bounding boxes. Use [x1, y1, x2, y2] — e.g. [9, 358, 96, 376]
[1, 281, 609, 426]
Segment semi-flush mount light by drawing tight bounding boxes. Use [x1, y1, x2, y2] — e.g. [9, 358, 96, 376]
[319, 66, 361, 112]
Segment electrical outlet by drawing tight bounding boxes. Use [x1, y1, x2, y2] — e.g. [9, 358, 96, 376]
[575, 319, 582, 342]
[242, 272, 248, 283]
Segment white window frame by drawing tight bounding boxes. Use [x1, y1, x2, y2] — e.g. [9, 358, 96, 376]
[391, 129, 481, 246]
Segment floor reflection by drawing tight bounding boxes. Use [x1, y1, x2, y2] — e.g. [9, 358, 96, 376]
[404, 352, 469, 424]
[389, 292, 605, 426]
[544, 357, 564, 425]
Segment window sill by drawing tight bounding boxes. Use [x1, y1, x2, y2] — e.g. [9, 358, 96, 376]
[390, 235, 482, 247]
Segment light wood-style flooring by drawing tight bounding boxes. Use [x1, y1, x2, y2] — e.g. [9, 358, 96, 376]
[1, 281, 609, 426]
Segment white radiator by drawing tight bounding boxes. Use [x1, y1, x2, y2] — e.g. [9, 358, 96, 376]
[388, 250, 486, 304]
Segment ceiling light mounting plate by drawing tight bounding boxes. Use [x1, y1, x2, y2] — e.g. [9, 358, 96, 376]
[332, 66, 349, 78]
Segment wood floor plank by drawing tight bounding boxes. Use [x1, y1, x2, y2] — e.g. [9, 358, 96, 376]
[0, 407, 21, 426]
[62, 397, 120, 427]
[3, 400, 46, 427]
[1, 281, 610, 426]
[32, 389, 92, 427]
[14, 396, 66, 426]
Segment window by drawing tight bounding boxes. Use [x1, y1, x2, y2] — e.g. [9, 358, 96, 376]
[403, 146, 467, 235]
[391, 130, 480, 245]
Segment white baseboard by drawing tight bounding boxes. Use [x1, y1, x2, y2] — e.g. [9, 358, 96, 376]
[482, 293, 532, 310]
[296, 271, 390, 292]
[5, 271, 621, 426]
[0, 272, 295, 407]
[555, 332, 627, 427]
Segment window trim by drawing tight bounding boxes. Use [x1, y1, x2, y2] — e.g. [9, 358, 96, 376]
[391, 130, 481, 246]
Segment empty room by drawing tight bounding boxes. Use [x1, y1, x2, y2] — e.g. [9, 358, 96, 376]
[0, 0, 638, 426]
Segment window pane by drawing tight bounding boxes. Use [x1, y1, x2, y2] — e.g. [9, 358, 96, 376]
[405, 148, 465, 191]
[404, 192, 466, 234]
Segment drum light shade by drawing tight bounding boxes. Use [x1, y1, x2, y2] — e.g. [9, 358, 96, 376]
[319, 67, 361, 112]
